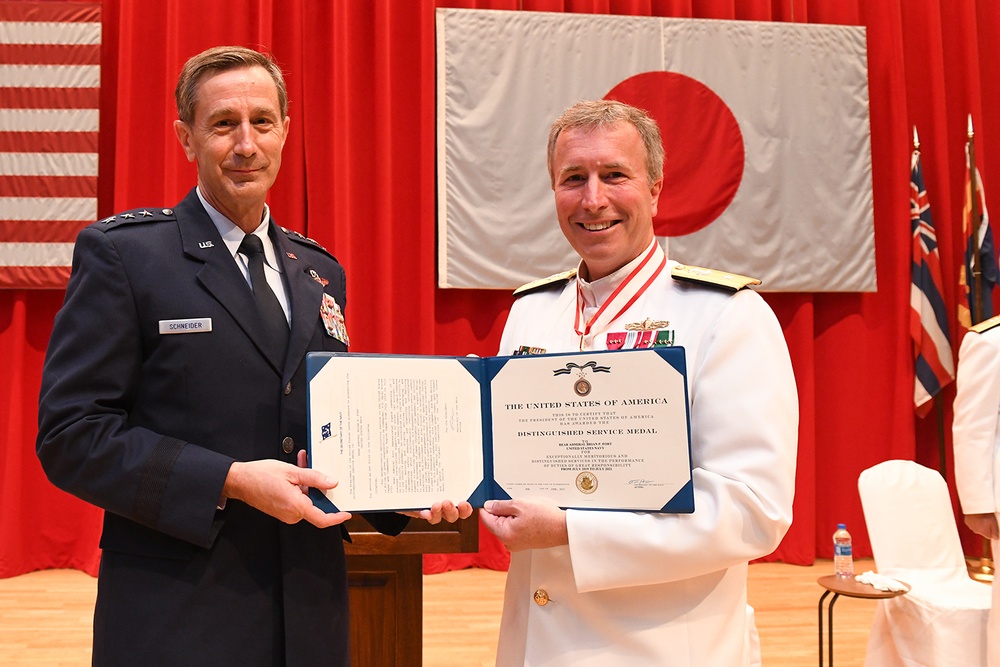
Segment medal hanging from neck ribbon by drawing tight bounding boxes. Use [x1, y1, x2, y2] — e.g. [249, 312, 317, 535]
[574, 242, 667, 351]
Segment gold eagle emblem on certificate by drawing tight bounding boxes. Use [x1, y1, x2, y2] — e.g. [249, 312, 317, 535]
[576, 471, 598, 494]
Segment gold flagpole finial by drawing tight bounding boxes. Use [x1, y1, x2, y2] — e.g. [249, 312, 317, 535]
[969, 114, 975, 139]
[913, 125, 920, 151]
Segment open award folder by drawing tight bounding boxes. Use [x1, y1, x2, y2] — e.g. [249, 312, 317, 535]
[306, 347, 694, 514]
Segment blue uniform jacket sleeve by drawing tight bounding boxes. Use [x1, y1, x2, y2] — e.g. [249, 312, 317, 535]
[37, 226, 234, 548]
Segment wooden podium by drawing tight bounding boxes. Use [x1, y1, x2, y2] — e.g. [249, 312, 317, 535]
[345, 512, 479, 666]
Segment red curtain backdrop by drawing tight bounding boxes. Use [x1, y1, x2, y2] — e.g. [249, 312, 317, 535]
[1, 0, 995, 578]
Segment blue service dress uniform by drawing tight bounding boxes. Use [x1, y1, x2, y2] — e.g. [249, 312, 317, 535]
[37, 188, 407, 666]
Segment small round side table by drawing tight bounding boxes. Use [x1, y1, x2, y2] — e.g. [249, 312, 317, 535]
[817, 574, 909, 667]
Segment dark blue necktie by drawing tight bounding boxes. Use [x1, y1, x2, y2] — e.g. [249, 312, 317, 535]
[238, 233, 289, 358]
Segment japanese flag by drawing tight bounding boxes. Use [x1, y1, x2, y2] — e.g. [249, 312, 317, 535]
[436, 9, 874, 292]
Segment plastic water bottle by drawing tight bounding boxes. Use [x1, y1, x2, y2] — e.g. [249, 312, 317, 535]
[833, 523, 854, 578]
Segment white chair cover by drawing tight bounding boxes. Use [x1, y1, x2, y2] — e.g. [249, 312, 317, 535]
[858, 459, 991, 666]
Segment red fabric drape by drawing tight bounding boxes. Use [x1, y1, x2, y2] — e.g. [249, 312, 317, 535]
[1, 0, 995, 578]
[0, 290, 102, 575]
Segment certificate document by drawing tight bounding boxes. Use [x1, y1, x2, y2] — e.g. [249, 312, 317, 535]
[306, 348, 693, 513]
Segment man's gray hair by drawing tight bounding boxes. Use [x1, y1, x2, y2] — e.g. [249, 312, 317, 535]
[546, 100, 665, 186]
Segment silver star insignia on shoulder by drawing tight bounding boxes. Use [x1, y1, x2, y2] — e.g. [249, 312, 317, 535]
[139, 210, 153, 217]
[121, 213, 135, 219]
[100, 216, 116, 224]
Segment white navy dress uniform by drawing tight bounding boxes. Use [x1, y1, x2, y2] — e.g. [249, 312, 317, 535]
[495, 240, 798, 666]
[953, 314, 1000, 667]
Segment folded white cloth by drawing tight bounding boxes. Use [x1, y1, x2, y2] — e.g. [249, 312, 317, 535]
[855, 570, 908, 592]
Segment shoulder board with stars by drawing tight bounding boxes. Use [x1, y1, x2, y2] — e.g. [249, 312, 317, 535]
[671, 264, 761, 292]
[970, 314, 1000, 334]
[278, 226, 337, 259]
[513, 269, 578, 298]
[98, 207, 176, 229]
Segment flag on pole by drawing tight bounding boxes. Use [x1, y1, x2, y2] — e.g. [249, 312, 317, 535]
[910, 148, 954, 415]
[958, 148, 999, 329]
[0, 1, 102, 289]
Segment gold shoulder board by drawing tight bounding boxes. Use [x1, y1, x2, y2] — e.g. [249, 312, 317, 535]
[970, 314, 1000, 334]
[671, 264, 762, 292]
[513, 269, 577, 297]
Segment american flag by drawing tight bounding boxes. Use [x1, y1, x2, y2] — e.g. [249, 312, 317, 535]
[0, 1, 100, 289]
[958, 146, 999, 330]
[910, 148, 954, 415]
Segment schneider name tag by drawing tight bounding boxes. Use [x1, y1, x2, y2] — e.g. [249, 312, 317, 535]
[159, 318, 212, 334]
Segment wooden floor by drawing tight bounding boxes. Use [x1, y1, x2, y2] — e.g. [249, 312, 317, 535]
[0, 558, 887, 666]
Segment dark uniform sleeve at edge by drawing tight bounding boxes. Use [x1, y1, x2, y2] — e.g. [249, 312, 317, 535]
[35, 225, 233, 549]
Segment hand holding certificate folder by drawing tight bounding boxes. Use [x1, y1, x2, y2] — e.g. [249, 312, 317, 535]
[306, 347, 694, 514]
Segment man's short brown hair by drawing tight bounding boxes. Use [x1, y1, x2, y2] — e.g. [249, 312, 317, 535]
[175, 46, 288, 124]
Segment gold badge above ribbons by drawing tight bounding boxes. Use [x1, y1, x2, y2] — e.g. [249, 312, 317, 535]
[624, 318, 669, 331]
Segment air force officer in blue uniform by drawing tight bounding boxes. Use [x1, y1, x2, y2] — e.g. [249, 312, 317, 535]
[37, 46, 469, 666]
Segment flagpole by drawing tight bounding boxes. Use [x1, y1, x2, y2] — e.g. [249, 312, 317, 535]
[970, 115, 984, 325]
[913, 126, 951, 477]
[965, 116, 995, 582]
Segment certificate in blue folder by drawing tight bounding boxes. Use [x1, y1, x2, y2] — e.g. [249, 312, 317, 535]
[306, 347, 693, 513]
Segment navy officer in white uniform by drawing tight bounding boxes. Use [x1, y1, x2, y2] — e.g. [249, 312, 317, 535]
[954, 314, 1000, 667]
[480, 100, 798, 666]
